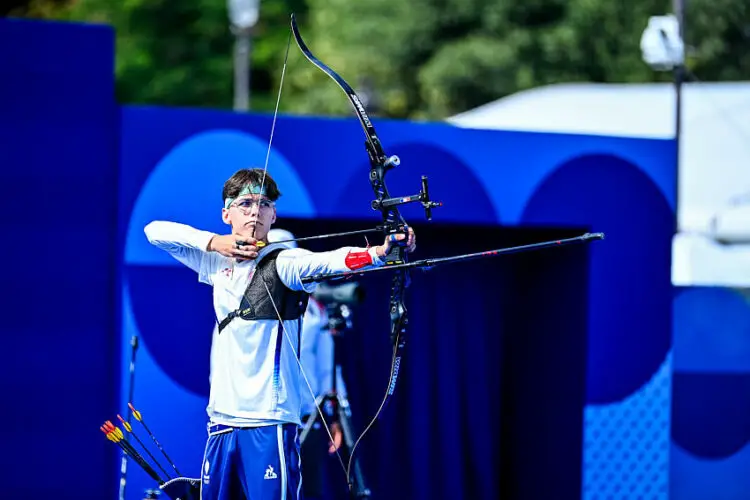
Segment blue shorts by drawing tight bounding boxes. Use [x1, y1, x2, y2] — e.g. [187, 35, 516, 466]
[200, 423, 301, 500]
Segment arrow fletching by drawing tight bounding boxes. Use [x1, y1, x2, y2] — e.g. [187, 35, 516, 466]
[128, 402, 142, 421]
[117, 414, 133, 432]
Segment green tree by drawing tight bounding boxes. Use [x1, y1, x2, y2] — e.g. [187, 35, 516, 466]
[283, 0, 748, 119]
[283, 0, 682, 119]
[685, 0, 750, 80]
[11, 0, 750, 118]
[14, 0, 305, 111]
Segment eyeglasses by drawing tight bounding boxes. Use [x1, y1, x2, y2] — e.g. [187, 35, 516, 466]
[230, 198, 275, 215]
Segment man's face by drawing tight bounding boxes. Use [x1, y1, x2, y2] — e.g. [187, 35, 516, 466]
[222, 193, 277, 240]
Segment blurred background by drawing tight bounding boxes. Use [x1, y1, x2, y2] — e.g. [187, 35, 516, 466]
[1, 0, 749, 499]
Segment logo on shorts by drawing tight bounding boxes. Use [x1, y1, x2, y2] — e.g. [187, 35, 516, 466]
[264, 465, 278, 480]
[203, 460, 210, 485]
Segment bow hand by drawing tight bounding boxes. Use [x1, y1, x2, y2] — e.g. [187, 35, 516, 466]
[379, 226, 417, 264]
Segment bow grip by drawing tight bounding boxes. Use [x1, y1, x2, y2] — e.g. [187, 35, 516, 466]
[384, 226, 409, 265]
[384, 244, 406, 266]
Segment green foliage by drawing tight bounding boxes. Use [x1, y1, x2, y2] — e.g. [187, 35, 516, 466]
[417, 35, 522, 118]
[685, 0, 750, 79]
[13, 0, 750, 118]
[17, 0, 301, 110]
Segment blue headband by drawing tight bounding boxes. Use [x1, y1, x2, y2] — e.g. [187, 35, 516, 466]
[224, 184, 267, 209]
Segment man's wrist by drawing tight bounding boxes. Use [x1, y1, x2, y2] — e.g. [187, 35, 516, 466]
[370, 245, 386, 263]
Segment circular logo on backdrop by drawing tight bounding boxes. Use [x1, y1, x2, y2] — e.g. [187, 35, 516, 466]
[124, 129, 317, 396]
[521, 153, 674, 404]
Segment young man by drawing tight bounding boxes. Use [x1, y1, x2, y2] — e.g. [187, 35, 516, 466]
[144, 168, 415, 500]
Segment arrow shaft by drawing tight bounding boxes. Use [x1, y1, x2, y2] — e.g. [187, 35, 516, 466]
[301, 232, 604, 283]
[114, 437, 165, 483]
[128, 429, 173, 480]
[273, 227, 383, 246]
[136, 419, 182, 476]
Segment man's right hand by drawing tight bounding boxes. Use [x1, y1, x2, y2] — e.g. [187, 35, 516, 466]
[208, 234, 260, 261]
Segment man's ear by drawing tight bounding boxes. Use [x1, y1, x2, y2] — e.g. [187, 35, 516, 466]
[271, 207, 277, 225]
[221, 208, 231, 225]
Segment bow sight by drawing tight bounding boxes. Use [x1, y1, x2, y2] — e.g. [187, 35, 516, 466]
[370, 173, 443, 222]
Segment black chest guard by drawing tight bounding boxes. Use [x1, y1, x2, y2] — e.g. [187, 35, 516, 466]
[217, 248, 310, 333]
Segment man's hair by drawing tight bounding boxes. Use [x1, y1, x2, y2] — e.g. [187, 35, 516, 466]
[222, 168, 282, 203]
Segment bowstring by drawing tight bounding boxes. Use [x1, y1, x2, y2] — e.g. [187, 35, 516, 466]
[346, 337, 400, 483]
[261, 280, 349, 479]
[250, 27, 350, 482]
[255, 29, 291, 209]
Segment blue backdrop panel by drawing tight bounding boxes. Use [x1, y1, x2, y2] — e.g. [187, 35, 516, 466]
[520, 153, 676, 499]
[0, 18, 118, 499]
[119, 106, 676, 498]
[671, 286, 750, 499]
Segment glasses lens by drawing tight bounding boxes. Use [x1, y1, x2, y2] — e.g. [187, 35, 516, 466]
[233, 198, 273, 213]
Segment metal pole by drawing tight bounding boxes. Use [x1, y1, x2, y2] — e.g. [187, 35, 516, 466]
[233, 27, 252, 111]
[673, 0, 686, 233]
[119, 335, 139, 500]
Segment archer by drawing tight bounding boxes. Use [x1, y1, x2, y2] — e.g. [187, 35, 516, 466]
[144, 167, 416, 500]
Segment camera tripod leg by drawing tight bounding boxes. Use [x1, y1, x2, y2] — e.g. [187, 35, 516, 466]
[299, 394, 326, 445]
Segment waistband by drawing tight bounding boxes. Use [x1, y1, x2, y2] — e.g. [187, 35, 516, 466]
[207, 423, 237, 435]
[207, 421, 298, 436]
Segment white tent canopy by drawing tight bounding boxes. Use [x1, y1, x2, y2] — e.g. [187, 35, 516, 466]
[447, 82, 750, 287]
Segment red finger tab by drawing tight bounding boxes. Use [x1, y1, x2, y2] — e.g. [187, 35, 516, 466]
[345, 250, 373, 270]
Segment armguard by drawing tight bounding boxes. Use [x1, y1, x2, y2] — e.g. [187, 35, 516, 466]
[345, 250, 374, 270]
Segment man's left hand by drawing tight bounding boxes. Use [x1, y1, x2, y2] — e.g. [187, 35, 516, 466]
[377, 226, 416, 258]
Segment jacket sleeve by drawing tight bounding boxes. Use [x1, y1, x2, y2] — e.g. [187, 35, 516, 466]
[275, 246, 384, 292]
[144, 220, 220, 285]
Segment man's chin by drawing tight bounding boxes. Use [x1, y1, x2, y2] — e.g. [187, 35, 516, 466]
[236, 225, 267, 240]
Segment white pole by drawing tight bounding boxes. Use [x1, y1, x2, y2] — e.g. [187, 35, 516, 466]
[228, 0, 260, 111]
[233, 26, 252, 111]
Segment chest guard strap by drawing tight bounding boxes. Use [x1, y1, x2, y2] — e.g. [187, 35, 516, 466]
[217, 248, 310, 333]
